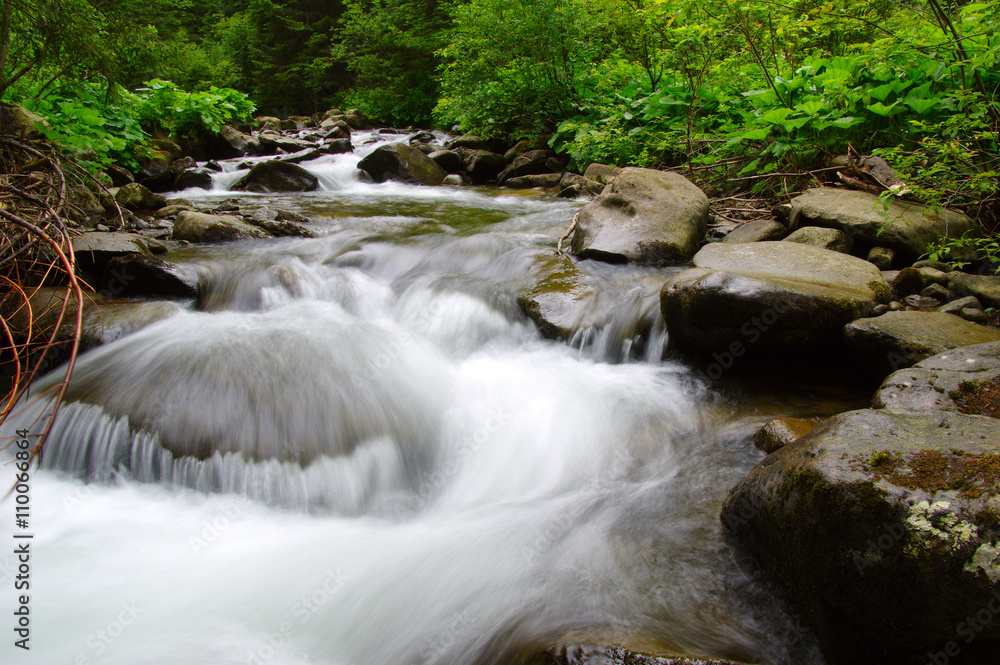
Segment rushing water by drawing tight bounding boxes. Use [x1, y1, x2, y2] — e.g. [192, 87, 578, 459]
[1, 130, 839, 665]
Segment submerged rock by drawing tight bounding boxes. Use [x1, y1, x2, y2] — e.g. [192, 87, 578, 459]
[661, 242, 889, 351]
[571, 168, 709, 265]
[516, 254, 603, 340]
[722, 408, 1000, 665]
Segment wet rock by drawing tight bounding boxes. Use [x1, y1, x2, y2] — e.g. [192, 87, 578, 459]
[922, 283, 951, 301]
[137, 149, 173, 191]
[949, 273, 1000, 309]
[962, 308, 992, 324]
[918, 266, 950, 286]
[285, 115, 314, 129]
[458, 148, 508, 183]
[428, 149, 464, 173]
[506, 173, 563, 189]
[526, 643, 751, 665]
[789, 188, 975, 261]
[722, 220, 787, 244]
[661, 242, 889, 351]
[232, 160, 319, 193]
[752, 416, 821, 454]
[172, 211, 270, 243]
[173, 169, 214, 191]
[516, 255, 603, 340]
[357, 143, 447, 186]
[844, 311, 1000, 376]
[257, 131, 313, 154]
[256, 115, 281, 131]
[344, 109, 370, 130]
[890, 267, 924, 299]
[103, 254, 199, 299]
[247, 217, 316, 238]
[115, 182, 167, 211]
[873, 341, 1000, 415]
[571, 168, 708, 265]
[904, 294, 941, 309]
[447, 135, 491, 151]
[442, 174, 463, 186]
[721, 408, 1000, 665]
[782, 226, 852, 253]
[867, 246, 895, 269]
[325, 138, 354, 155]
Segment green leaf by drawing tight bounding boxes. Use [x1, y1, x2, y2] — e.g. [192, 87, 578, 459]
[794, 100, 827, 116]
[760, 107, 796, 124]
[904, 98, 938, 114]
[867, 101, 901, 117]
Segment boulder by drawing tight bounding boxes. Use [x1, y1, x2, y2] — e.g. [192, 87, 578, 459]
[4, 104, 49, 138]
[789, 188, 975, 260]
[661, 242, 890, 351]
[571, 168, 708, 265]
[137, 149, 173, 191]
[458, 149, 508, 183]
[256, 116, 282, 131]
[873, 341, 1000, 416]
[114, 182, 167, 211]
[516, 255, 602, 340]
[721, 408, 1000, 665]
[949, 273, 1000, 309]
[782, 226, 851, 253]
[528, 643, 751, 665]
[325, 139, 354, 155]
[103, 255, 199, 299]
[844, 311, 1000, 376]
[722, 220, 787, 244]
[505, 173, 563, 189]
[104, 164, 134, 187]
[357, 143, 447, 186]
[257, 132, 313, 154]
[173, 169, 214, 191]
[428, 149, 464, 173]
[72, 233, 150, 262]
[172, 211, 270, 243]
[867, 246, 895, 269]
[232, 160, 319, 193]
[344, 109, 370, 130]
[448, 135, 491, 151]
[285, 115, 314, 129]
[215, 125, 257, 159]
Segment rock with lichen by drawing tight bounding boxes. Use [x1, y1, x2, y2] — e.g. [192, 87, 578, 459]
[721, 408, 1000, 665]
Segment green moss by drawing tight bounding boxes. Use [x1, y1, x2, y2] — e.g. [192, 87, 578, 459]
[947, 376, 1000, 418]
[859, 448, 1000, 499]
[868, 279, 892, 304]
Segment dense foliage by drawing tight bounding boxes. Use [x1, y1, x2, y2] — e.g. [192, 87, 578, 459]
[1, 0, 997, 229]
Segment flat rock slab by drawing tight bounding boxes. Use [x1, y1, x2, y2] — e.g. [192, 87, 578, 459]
[789, 188, 974, 260]
[172, 211, 270, 244]
[722, 408, 1000, 665]
[873, 341, 1000, 415]
[571, 168, 708, 265]
[72, 232, 150, 258]
[844, 310, 1000, 376]
[660, 241, 889, 351]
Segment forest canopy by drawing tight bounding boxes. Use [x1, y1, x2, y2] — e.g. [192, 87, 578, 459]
[1, 0, 998, 221]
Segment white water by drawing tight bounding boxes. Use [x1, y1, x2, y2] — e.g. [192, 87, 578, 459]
[0, 130, 823, 665]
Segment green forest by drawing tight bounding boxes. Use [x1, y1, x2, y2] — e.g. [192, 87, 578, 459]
[2, 0, 999, 225]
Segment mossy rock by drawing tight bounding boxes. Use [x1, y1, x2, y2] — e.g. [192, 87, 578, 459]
[722, 408, 1000, 665]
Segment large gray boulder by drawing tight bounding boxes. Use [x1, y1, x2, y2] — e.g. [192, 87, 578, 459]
[215, 125, 258, 159]
[661, 241, 890, 351]
[357, 143, 447, 186]
[721, 408, 1000, 665]
[844, 311, 1000, 376]
[497, 149, 565, 184]
[874, 341, 1000, 414]
[172, 211, 270, 244]
[458, 148, 508, 183]
[103, 255, 198, 299]
[232, 160, 319, 193]
[789, 188, 975, 260]
[114, 182, 166, 211]
[571, 168, 709, 265]
[72, 233, 150, 264]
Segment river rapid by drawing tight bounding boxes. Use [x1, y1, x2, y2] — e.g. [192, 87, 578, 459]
[1, 130, 846, 665]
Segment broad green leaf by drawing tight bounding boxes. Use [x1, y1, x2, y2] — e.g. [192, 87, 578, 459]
[904, 98, 938, 114]
[795, 100, 827, 115]
[760, 107, 796, 124]
[867, 101, 901, 116]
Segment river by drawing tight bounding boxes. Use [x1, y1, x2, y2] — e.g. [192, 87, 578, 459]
[1, 130, 843, 665]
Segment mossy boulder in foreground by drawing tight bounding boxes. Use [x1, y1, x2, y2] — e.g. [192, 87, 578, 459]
[721, 408, 1000, 665]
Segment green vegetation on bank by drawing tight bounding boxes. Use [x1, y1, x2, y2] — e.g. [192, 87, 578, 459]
[1, 0, 997, 231]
